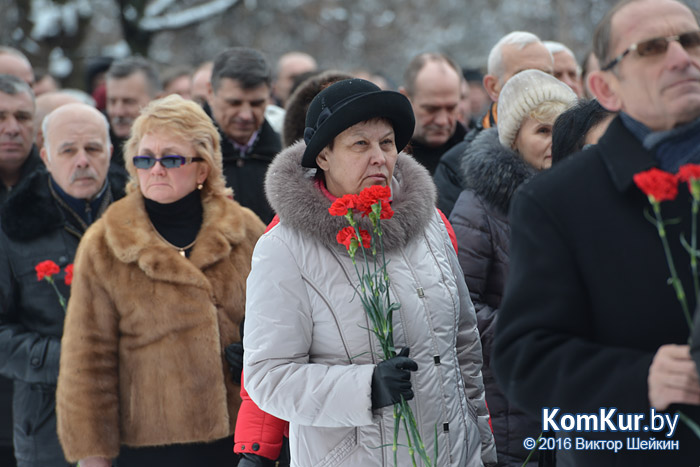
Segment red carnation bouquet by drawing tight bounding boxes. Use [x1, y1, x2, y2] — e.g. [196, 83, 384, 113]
[633, 163, 700, 438]
[329, 185, 434, 467]
[35, 260, 73, 311]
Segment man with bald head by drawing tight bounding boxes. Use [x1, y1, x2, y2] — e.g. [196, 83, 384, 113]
[433, 31, 554, 215]
[0, 47, 34, 87]
[493, 1, 700, 464]
[273, 51, 317, 107]
[544, 41, 585, 97]
[0, 103, 123, 467]
[399, 52, 465, 175]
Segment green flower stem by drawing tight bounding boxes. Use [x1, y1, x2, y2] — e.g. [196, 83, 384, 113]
[652, 201, 693, 330]
[343, 200, 432, 465]
[45, 277, 67, 312]
[677, 409, 700, 439]
[400, 405, 419, 467]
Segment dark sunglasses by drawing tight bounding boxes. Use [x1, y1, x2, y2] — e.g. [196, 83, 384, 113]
[132, 155, 204, 169]
[602, 30, 700, 71]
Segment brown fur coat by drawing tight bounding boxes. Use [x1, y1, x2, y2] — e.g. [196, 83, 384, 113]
[56, 190, 264, 462]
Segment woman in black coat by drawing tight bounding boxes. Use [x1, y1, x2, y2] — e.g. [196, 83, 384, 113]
[449, 70, 576, 467]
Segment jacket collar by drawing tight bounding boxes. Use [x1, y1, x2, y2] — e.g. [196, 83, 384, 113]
[596, 116, 655, 193]
[103, 190, 252, 288]
[265, 141, 437, 251]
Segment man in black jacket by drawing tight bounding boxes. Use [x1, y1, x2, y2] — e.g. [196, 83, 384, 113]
[399, 52, 465, 176]
[206, 47, 281, 224]
[493, 0, 700, 465]
[432, 32, 553, 216]
[0, 103, 121, 467]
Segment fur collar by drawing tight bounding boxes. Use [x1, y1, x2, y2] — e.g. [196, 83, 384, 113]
[265, 141, 437, 251]
[461, 128, 537, 215]
[1, 169, 63, 240]
[102, 191, 258, 289]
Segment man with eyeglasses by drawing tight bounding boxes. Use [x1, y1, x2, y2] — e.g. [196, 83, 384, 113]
[0, 103, 123, 466]
[493, 1, 700, 465]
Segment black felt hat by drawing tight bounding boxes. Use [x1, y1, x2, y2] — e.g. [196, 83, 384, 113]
[301, 79, 415, 168]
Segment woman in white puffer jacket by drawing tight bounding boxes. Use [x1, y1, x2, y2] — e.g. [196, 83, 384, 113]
[243, 79, 496, 467]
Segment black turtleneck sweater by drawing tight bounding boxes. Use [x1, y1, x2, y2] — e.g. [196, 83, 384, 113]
[144, 189, 203, 256]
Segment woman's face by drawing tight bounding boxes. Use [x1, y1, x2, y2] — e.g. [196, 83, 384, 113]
[135, 129, 210, 204]
[316, 119, 398, 197]
[512, 116, 554, 170]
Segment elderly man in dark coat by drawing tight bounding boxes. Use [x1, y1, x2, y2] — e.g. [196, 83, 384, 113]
[493, 1, 700, 466]
[0, 103, 122, 466]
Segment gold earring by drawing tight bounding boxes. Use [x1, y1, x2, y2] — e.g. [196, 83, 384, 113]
[197, 183, 204, 190]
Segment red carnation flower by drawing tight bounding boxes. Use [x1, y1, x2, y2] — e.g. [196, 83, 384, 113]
[329, 194, 359, 217]
[677, 164, 700, 182]
[378, 200, 394, 220]
[357, 186, 391, 216]
[357, 228, 371, 248]
[35, 260, 60, 281]
[64, 264, 74, 286]
[633, 168, 678, 202]
[336, 227, 356, 250]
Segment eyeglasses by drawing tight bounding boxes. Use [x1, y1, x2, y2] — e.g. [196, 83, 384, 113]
[602, 30, 700, 71]
[132, 155, 203, 169]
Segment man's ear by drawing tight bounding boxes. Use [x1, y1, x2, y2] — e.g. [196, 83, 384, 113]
[588, 70, 622, 112]
[39, 146, 50, 169]
[482, 74, 500, 102]
[398, 86, 410, 100]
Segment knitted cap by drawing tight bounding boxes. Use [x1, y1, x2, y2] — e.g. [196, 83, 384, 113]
[497, 69, 577, 148]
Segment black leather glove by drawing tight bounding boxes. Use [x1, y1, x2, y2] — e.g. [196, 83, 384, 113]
[225, 319, 246, 385]
[371, 347, 418, 409]
[238, 453, 276, 467]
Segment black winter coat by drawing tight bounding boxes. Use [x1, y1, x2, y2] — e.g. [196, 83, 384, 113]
[408, 122, 467, 175]
[0, 170, 120, 466]
[449, 128, 539, 467]
[434, 104, 497, 216]
[493, 117, 700, 466]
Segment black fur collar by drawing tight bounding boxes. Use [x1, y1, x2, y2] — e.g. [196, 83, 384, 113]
[1, 170, 63, 241]
[461, 128, 537, 215]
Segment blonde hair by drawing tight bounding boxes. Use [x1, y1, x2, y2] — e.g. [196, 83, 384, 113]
[124, 94, 232, 201]
[529, 100, 570, 126]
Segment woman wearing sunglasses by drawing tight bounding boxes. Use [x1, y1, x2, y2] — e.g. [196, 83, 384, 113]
[55, 94, 265, 467]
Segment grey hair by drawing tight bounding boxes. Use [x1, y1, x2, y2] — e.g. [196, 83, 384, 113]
[487, 31, 544, 78]
[544, 41, 582, 76]
[211, 47, 271, 92]
[42, 105, 111, 161]
[106, 56, 162, 97]
[0, 73, 34, 104]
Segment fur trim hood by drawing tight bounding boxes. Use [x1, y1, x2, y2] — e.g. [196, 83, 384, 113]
[461, 127, 537, 215]
[265, 141, 437, 251]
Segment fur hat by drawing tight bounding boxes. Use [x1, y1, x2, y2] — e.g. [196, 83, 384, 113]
[301, 79, 415, 168]
[497, 69, 577, 148]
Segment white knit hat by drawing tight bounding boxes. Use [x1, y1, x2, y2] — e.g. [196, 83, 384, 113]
[497, 69, 577, 148]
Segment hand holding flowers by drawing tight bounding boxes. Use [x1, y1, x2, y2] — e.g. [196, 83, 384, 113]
[329, 185, 435, 467]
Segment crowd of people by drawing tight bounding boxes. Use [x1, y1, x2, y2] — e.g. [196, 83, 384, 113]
[1, 0, 700, 465]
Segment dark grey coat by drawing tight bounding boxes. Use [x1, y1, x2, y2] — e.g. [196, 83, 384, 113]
[0, 170, 119, 467]
[449, 128, 539, 467]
